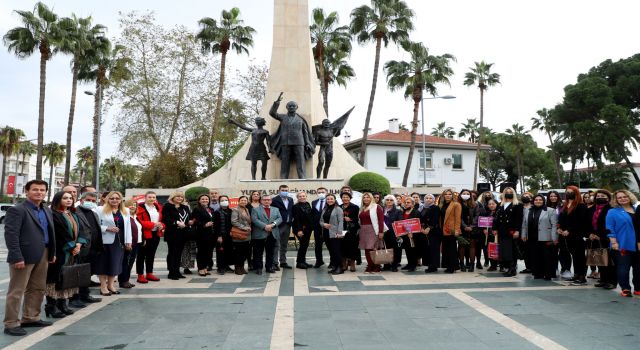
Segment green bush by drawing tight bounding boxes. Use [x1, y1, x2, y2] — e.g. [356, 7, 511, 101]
[349, 172, 391, 195]
[185, 186, 209, 207]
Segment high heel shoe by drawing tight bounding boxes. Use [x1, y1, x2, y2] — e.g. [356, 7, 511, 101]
[56, 299, 74, 315]
[107, 289, 121, 295]
[100, 291, 112, 296]
[45, 297, 66, 318]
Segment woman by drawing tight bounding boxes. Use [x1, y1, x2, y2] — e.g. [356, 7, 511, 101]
[214, 195, 234, 275]
[292, 192, 313, 269]
[340, 192, 360, 272]
[382, 195, 403, 272]
[519, 192, 534, 274]
[476, 191, 496, 268]
[399, 197, 423, 272]
[45, 191, 88, 318]
[492, 187, 523, 277]
[246, 190, 262, 270]
[231, 196, 252, 275]
[439, 189, 462, 273]
[547, 190, 566, 279]
[521, 195, 558, 280]
[162, 191, 192, 280]
[606, 190, 640, 297]
[558, 185, 590, 285]
[458, 189, 480, 272]
[321, 194, 344, 275]
[136, 191, 164, 283]
[119, 200, 142, 288]
[589, 190, 616, 289]
[583, 191, 597, 279]
[96, 191, 132, 295]
[358, 192, 385, 273]
[475, 198, 499, 271]
[422, 194, 441, 273]
[191, 194, 215, 276]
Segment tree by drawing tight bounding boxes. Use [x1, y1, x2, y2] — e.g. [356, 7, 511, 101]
[0, 127, 25, 196]
[505, 124, 527, 192]
[430, 122, 456, 139]
[3, 2, 61, 179]
[463, 61, 501, 190]
[75, 146, 93, 186]
[318, 44, 355, 114]
[384, 41, 455, 187]
[196, 8, 255, 174]
[458, 118, 479, 143]
[58, 15, 106, 185]
[310, 7, 351, 116]
[100, 157, 138, 193]
[531, 108, 563, 187]
[233, 61, 268, 116]
[18, 142, 36, 175]
[350, 0, 414, 166]
[42, 141, 65, 202]
[138, 151, 198, 189]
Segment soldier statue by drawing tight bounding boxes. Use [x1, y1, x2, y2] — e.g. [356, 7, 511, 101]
[312, 107, 354, 179]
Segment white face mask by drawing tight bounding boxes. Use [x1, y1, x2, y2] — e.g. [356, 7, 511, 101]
[317, 193, 326, 199]
[220, 200, 229, 208]
[460, 194, 471, 201]
[81, 201, 97, 210]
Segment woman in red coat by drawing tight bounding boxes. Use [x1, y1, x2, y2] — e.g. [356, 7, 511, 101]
[135, 191, 165, 283]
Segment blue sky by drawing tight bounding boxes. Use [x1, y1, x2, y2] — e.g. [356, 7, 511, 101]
[1, 0, 640, 167]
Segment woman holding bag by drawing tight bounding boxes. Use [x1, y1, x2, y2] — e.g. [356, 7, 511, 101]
[192, 194, 215, 276]
[439, 189, 462, 273]
[492, 187, 523, 277]
[162, 191, 192, 280]
[383, 195, 403, 272]
[96, 191, 132, 295]
[340, 192, 360, 272]
[521, 195, 558, 280]
[588, 190, 616, 289]
[231, 196, 252, 275]
[321, 194, 344, 275]
[358, 192, 385, 273]
[214, 195, 234, 275]
[475, 198, 499, 271]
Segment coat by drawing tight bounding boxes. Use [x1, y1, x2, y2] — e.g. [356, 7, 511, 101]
[271, 195, 293, 226]
[311, 198, 326, 232]
[606, 207, 640, 251]
[383, 206, 403, 237]
[230, 207, 252, 242]
[251, 205, 282, 240]
[161, 203, 191, 242]
[320, 205, 344, 239]
[558, 203, 589, 240]
[137, 202, 164, 239]
[96, 207, 132, 245]
[441, 202, 462, 236]
[521, 207, 558, 242]
[191, 205, 215, 241]
[4, 201, 56, 264]
[76, 205, 103, 256]
[292, 202, 314, 234]
[47, 210, 88, 284]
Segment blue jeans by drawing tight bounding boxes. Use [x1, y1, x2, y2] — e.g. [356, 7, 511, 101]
[614, 250, 640, 291]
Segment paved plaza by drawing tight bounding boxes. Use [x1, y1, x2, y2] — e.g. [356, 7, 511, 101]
[0, 226, 639, 349]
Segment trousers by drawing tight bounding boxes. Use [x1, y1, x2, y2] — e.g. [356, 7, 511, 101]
[4, 248, 48, 328]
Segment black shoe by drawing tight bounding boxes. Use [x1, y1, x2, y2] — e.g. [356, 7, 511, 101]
[401, 265, 411, 271]
[314, 261, 325, 268]
[183, 268, 192, 275]
[168, 274, 180, 280]
[468, 265, 475, 273]
[381, 265, 391, 271]
[296, 263, 308, 269]
[533, 275, 544, 279]
[487, 266, 497, 271]
[20, 320, 52, 328]
[445, 269, 455, 274]
[56, 299, 74, 315]
[460, 265, 467, 272]
[570, 279, 587, 286]
[266, 268, 276, 273]
[4, 327, 27, 336]
[425, 268, 437, 273]
[218, 269, 225, 275]
[178, 274, 186, 279]
[273, 265, 281, 271]
[406, 266, 416, 272]
[69, 299, 87, 308]
[484, 261, 490, 267]
[256, 269, 263, 275]
[327, 264, 335, 270]
[304, 262, 313, 268]
[280, 263, 292, 269]
[476, 262, 483, 270]
[595, 282, 606, 288]
[331, 267, 344, 275]
[45, 302, 66, 318]
[520, 268, 532, 274]
[603, 283, 616, 290]
[80, 295, 102, 303]
[225, 266, 234, 273]
[391, 266, 398, 272]
[356, 260, 362, 265]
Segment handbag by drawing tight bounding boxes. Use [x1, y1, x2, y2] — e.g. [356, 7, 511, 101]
[230, 226, 250, 241]
[488, 233, 500, 260]
[56, 255, 91, 290]
[370, 240, 394, 265]
[586, 241, 609, 266]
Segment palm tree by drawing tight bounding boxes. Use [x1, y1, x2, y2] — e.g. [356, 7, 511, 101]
[350, 0, 414, 166]
[42, 141, 65, 202]
[75, 146, 93, 186]
[430, 122, 456, 139]
[310, 8, 351, 116]
[506, 123, 526, 193]
[458, 118, 480, 143]
[196, 8, 255, 174]
[531, 108, 563, 186]
[18, 141, 36, 175]
[57, 15, 106, 185]
[3, 2, 61, 180]
[318, 44, 355, 115]
[101, 157, 122, 191]
[385, 41, 455, 187]
[0, 127, 25, 196]
[463, 61, 501, 190]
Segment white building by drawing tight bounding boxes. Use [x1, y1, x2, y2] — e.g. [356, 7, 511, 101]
[343, 119, 490, 192]
[0, 152, 62, 198]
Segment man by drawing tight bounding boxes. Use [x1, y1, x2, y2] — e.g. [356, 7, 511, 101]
[136, 191, 164, 283]
[271, 185, 293, 269]
[311, 187, 331, 268]
[251, 195, 282, 274]
[209, 189, 221, 212]
[3, 180, 56, 336]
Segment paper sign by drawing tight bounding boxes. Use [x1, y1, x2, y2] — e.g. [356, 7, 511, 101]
[392, 218, 422, 237]
[478, 216, 494, 228]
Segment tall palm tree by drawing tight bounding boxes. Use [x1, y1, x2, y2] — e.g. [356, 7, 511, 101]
[42, 141, 65, 202]
[196, 8, 255, 174]
[350, 0, 414, 166]
[531, 108, 563, 186]
[18, 141, 36, 175]
[75, 146, 93, 186]
[0, 127, 25, 196]
[464, 61, 501, 190]
[3, 2, 61, 180]
[458, 118, 480, 143]
[318, 44, 355, 115]
[385, 41, 455, 187]
[430, 122, 456, 139]
[310, 8, 351, 116]
[506, 123, 526, 193]
[57, 15, 106, 185]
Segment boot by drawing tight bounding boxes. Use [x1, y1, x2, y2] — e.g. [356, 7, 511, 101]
[460, 260, 467, 272]
[234, 266, 243, 275]
[467, 262, 474, 273]
[241, 267, 248, 275]
[331, 266, 344, 275]
[341, 259, 348, 270]
[349, 260, 356, 272]
[56, 299, 74, 315]
[45, 297, 66, 319]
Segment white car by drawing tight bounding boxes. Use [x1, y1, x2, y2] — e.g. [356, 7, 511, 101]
[0, 203, 14, 224]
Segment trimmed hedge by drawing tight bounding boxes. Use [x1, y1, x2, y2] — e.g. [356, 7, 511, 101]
[185, 186, 209, 206]
[349, 172, 391, 195]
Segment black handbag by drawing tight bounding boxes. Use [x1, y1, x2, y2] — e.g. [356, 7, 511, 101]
[56, 256, 91, 290]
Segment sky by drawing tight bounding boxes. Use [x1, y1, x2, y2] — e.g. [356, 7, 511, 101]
[1, 0, 640, 169]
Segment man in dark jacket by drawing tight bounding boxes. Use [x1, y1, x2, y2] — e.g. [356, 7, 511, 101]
[72, 191, 103, 305]
[311, 187, 331, 268]
[3, 180, 56, 336]
[271, 184, 294, 269]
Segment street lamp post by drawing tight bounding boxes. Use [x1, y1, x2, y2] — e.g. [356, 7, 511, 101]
[84, 90, 102, 193]
[420, 95, 456, 185]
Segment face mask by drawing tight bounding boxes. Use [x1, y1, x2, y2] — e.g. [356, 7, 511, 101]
[504, 193, 514, 200]
[280, 191, 289, 197]
[460, 194, 470, 201]
[81, 201, 97, 210]
[317, 193, 326, 199]
[485, 196, 492, 201]
[565, 192, 575, 200]
[595, 198, 609, 205]
[220, 200, 229, 208]
[522, 197, 531, 204]
[589, 196, 594, 202]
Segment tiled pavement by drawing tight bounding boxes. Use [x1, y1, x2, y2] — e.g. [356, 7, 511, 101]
[0, 228, 639, 349]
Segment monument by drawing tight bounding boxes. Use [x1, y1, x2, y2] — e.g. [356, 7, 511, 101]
[181, 0, 367, 196]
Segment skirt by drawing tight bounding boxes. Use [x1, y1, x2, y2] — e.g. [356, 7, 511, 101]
[45, 284, 78, 299]
[358, 225, 378, 250]
[181, 240, 197, 268]
[94, 242, 124, 276]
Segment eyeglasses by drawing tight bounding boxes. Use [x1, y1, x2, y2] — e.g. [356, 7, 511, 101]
[109, 197, 120, 200]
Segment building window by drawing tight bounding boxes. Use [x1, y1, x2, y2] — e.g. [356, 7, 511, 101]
[452, 153, 463, 169]
[386, 151, 399, 168]
[419, 150, 433, 169]
[352, 151, 362, 163]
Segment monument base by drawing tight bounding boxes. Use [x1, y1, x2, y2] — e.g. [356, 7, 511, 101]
[236, 178, 346, 197]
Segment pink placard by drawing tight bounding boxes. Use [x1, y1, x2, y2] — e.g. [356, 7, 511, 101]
[478, 216, 494, 228]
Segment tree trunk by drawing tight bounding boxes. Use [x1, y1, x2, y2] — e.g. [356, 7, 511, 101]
[207, 50, 227, 173]
[323, 79, 330, 117]
[402, 98, 421, 187]
[79, 168, 85, 187]
[317, 45, 328, 116]
[64, 62, 79, 185]
[623, 154, 640, 190]
[92, 81, 100, 188]
[546, 131, 563, 187]
[473, 88, 484, 191]
[359, 37, 382, 166]
[20, 154, 26, 176]
[569, 156, 577, 184]
[0, 158, 7, 196]
[47, 163, 54, 203]
[36, 50, 48, 180]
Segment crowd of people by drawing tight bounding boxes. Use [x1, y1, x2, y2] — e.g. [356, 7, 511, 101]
[3, 180, 640, 336]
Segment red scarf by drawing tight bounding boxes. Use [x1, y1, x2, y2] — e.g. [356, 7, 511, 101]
[592, 204, 606, 231]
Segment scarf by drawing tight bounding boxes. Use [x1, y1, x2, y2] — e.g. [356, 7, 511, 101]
[592, 204, 606, 231]
[369, 204, 381, 233]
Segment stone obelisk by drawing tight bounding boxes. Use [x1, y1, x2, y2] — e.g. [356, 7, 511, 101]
[181, 0, 366, 195]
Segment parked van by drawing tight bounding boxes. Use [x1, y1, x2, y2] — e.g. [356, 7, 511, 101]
[0, 203, 14, 224]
